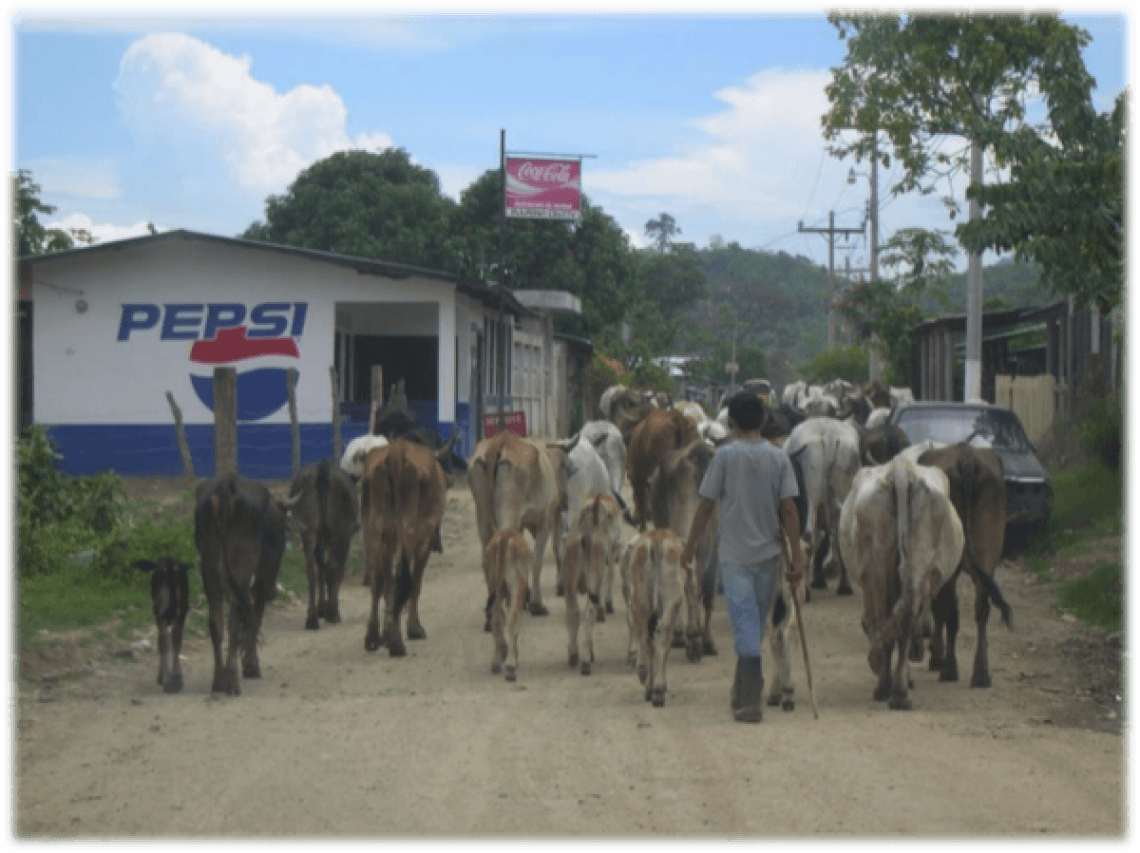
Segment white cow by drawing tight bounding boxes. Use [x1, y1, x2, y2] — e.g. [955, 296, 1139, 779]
[838, 455, 965, 710]
[865, 407, 893, 430]
[340, 433, 389, 479]
[579, 420, 627, 497]
[783, 417, 862, 597]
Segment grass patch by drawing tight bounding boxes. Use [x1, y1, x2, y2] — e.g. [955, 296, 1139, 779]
[1019, 459, 1123, 635]
[1058, 563, 1122, 634]
[19, 567, 157, 650]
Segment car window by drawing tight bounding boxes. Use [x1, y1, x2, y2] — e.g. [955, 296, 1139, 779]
[897, 408, 1032, 452]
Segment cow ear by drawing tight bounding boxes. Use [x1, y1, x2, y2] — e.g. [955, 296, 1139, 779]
[134, 560, 156, 572]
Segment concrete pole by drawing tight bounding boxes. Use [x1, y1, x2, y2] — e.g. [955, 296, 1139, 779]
[964, 111, 985, 402]
[868, 133, 882, 381]
[827, 210, 836, 348]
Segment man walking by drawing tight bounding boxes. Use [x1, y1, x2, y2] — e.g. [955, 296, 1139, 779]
[680, 392, 805, 723]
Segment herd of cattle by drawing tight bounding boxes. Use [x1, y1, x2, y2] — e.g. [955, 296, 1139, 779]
[136, 376, 1013, 714]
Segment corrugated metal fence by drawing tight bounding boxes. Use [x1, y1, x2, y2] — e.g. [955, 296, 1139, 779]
[995, 373, 1056, 445]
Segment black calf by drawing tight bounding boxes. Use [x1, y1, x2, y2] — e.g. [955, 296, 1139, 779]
[135, 557, 192, 694]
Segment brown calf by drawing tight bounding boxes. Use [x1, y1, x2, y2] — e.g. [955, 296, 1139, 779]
[627, 408, 700, 532]
[620, 530, 700, 707]
[135, 557, 192, 694]
[289, 459, 359, 630]
[483, 529, 533, 682]
[561, 493, 623, 675]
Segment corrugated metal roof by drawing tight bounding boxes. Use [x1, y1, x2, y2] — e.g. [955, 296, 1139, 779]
[20, 228, 536, 318]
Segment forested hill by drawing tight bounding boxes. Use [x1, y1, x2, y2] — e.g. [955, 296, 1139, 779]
[678, 244, 830, 366]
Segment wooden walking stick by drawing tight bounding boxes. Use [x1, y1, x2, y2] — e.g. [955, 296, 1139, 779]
[782, 533, 819, 720]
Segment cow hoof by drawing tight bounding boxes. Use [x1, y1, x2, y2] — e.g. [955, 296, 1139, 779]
[837, 582, 854, 596]
[970, 673, 992, 689]
[305, 615, 320, 631]
[243, 662, 261, 679]
[483, 619, 491, 633]
[568, 651, 579, 667]
[164, 674, 183, 694]
[652, 691, 665, 708]
[671, 631, 686, 650]
[873, 684, 891, 702]
[555, 584, 565, 597]
[908, 642, 925, 663]
[889, 694, 912, 711]
[596, 610, 606, 624]
[504, 666, 517, 683]
[326, 611, 341, 625]
[529, 602, 550, 617]
[811, 576, 828, 590]
[766, 694, 781, 707]
[491, 662, 502, 675]
[580, 662, 592, 676]
[928, 655, 944, 672]
[804, 587, 812, 604]
[782, 698, 795, 712]
[388, 641, 407, 658]
[365, 634, 381, 652]
[407, 625, 427, 641]
[606, 602, 614, 615]
[702, 638, 718, 657]
[685, 642, 702, 664]
[637, 664, 648, 685]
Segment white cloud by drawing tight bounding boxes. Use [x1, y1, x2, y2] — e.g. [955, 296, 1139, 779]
[25, 158, 122, 201]
[589, 69, 839, 221]
[113, 32, 393, 195]
[47, 212, 162, 244]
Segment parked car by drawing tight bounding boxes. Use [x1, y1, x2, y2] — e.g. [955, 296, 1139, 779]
[889, 401, 1053, 552]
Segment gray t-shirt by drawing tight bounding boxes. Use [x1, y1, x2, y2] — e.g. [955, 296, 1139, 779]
[698, 437, 799, 565]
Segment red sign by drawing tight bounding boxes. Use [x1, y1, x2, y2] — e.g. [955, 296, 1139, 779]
[484, 411, 527, 439]
[505, 157, 581, 221]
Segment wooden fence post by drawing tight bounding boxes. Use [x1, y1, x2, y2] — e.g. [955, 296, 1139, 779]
[165, 391, 195, 476]
[213, 367, 238, 477]
[329, 365, 343, 461]
[369, 365, 384, 435]
[287, 367, 301, 476]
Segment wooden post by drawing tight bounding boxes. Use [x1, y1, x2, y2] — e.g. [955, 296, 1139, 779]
[287, 367, 301, 476]
[165, 391, 194, 476]
[213, 367, 238, 477]
[329, 365, 343, 461]
[369, 365, 384, 435]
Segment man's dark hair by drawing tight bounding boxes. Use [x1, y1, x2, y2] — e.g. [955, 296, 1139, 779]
[728, 392, 766, 432]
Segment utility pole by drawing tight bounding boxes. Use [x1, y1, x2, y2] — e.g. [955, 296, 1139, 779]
[799, 212, 865, 347]
[964, 102, 985, 403]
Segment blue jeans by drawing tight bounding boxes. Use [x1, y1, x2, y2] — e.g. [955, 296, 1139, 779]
[720, 556, 781, 658]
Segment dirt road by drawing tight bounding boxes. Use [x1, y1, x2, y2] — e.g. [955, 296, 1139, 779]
[15, 485, 1124, 837]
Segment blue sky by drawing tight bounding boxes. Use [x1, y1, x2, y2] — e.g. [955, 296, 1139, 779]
[9, 5, 1131, 275]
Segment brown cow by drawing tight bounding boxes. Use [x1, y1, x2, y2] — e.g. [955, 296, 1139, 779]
[483, 529, 533, 682]
[561, 493, 623, 674]
[647, 438, 719, 659]
[194, 474, 304, 696]
[361, 437, 452, 657]
[620, 530, 698, 707]
[917, 444, 1013, 687]
[289, 459, 359, 630]
[627, 408, 700, 532]
[468, 431, 564, 617]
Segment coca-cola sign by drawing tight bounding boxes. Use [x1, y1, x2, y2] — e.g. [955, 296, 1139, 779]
[505, 157, 582, 221]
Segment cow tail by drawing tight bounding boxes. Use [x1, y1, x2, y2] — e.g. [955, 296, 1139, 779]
[221, 480, 252, 628]
[315, 459, 331, 573]
[893, 462, 914, 645]
[394, 555, 414, 617]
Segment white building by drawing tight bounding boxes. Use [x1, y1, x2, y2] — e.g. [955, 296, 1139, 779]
[18, 230, 573, 478]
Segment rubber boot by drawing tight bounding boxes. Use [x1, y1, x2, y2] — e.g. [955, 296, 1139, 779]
[733, 656, 764, 723]
[730, 657, 745, 712]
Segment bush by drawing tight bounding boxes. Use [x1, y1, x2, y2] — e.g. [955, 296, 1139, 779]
[1078, 394, 1121, 472]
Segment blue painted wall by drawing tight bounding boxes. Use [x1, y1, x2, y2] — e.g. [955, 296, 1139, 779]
[47, 402, 471, 479]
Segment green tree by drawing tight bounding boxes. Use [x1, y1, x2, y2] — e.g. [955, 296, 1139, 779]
[242, 148, 459, 271]
[636, 245, 708, 321]
[644, 212, 681, 253]
[822, 13, 1121, 310]
[14, 169, 76, 258]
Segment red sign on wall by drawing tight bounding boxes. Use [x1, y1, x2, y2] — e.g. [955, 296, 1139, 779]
[484, 411, 527, 439]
